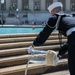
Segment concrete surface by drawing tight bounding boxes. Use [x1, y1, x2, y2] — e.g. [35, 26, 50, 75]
[41, 70, 70, 75]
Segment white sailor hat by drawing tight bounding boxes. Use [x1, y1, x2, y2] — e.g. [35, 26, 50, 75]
[48, 2, 63, 13]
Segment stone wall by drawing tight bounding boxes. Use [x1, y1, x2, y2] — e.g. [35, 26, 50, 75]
[28, 12, 51, 24]
[5, 12, 51, 25]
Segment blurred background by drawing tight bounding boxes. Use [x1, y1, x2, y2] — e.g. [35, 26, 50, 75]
[0, 0, 75, 25]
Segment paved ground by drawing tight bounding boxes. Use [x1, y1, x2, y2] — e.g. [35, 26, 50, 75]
[41, 70, 70, 75]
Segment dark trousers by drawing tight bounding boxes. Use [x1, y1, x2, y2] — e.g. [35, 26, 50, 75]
[68, 31, 75, 75]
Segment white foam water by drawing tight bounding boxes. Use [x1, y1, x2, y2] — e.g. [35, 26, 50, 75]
[29, 50, 59, 66]
[29, 50, 46, 64]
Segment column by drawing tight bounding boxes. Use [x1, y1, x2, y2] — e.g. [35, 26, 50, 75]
[53, 0, 58, 2]
[0, 2, 1, 10]
[65, 0, 71, 11]
[6, 0, 11, 10]
[18, 0, 22, 11]
[29, 0, 34, 11]
[41, 0, 45, 11]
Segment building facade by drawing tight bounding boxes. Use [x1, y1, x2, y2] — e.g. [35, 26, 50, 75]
[0, 0, 75, 24]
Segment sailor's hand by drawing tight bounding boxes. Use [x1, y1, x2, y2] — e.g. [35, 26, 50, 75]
[28, 45, 34, 54]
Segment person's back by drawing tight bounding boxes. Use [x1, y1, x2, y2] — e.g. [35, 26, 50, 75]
[47, 14, 75, 36]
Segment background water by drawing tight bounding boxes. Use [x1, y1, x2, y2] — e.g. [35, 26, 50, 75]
[0, 26, 57, 34]
[0, 26, 43, 34]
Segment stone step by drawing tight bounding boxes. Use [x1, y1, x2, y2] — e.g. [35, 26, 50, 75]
[0, 39, 67, 50]
[0, 47, 28, 57]
[0, 32, 68, 75]
[0, 59, 68, 75]
[0, 45, 61, 57]
[41, 70, 69, 75]
[0, 44, 68, 58]
[0, 32, 58, 38]
[0, 33, 38, 38]
[0, 53, 68, 68]
[0, 54, 29, 68]
[0, 35, 66, 44]
[0, 37, 36, 44]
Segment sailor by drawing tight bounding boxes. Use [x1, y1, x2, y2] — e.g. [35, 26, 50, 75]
[28, 2, 75, 75]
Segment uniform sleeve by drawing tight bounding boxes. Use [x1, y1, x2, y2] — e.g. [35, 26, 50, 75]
[33, 16, 57, 46]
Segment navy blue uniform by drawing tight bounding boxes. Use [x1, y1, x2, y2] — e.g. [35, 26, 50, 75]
[33, 14, 75, 75]
[33, 14, 75, 45]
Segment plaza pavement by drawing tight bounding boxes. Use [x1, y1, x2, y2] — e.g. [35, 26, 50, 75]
[41, 70, 70, 75]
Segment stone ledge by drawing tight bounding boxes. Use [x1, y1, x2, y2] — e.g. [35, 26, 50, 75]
[0, 59, 68, 75]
